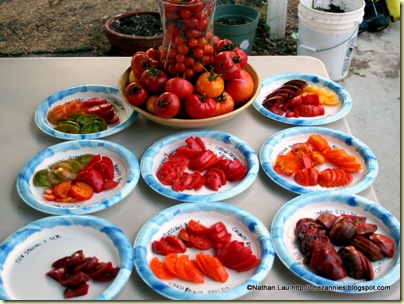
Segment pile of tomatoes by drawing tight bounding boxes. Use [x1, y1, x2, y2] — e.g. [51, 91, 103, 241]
[124, 36, 255, 120]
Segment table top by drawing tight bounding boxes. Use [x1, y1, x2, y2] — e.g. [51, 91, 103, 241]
[0, 56, 399, 300]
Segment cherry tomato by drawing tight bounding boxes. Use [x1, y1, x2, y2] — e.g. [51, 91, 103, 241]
[195, 70, 224, 98]
[164, 77, 194, 100]
[214, 91, 234, 116]
[184, 94, 217, 119]
[124, 82, 149, 107]
[225, 69, 254, 106]
[153, 92, 181, 118]
[140, 68, 169, 95]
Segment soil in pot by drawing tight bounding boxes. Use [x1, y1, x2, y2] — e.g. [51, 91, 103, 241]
[110, 13, 163, 36]
[314, 3, 345, 13]
[215, 16, 253, 25]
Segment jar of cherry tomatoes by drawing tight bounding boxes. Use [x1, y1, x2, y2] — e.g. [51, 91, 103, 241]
[157, 0, 216, 79]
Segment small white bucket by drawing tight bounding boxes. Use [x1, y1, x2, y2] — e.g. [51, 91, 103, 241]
[297, 0, 365, 81]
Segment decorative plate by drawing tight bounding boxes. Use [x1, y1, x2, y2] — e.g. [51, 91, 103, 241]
[0, 215, 134, 300]
[253, 73, 352, 125]
[35, 84, 138, 140]
[271, 192, 400, 293]
[16, 140, 140, 215]
[141, 129, 259, 203]
[260, 126, 378, 194]
[133, 202, 275, 300]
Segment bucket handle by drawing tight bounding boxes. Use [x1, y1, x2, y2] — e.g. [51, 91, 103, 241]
[297, 25, 359, 52]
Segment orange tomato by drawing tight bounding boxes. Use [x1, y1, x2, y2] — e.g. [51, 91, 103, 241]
[215, 91, 234, 116]
[195, 70, 224, 98]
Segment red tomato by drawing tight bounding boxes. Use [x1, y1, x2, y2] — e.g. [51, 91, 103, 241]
[184, 94, 217, 119]
[225, 69, 254, 106]
[215, 158, 247, 181]
[156, 162, 177, 186]
[153, 92, 181, 118]
[188, 150, 219, 171]
[140, 68, 169, 95]
[124, 82, 149, 107]
[186, 219, 209, 237]
[213, 51, 242, 80]
[214, 91, 234, 116]
[131, 51, 160, 79]
[164, 77, 194, 100]
[189, 235, 215, 250]
[152, 235, 186, 256]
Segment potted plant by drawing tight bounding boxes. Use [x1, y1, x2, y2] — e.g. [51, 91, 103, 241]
[104, 11, 163, 55]
[213, 3, 260, 55]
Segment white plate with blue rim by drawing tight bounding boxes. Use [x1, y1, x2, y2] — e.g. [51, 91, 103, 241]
[0, 215, 134, 300]
[16, 139, 140, 215]
[133, 201, 275, 300]
[140, 129, 259, 203]
[253, 73, 352, 125]
[35, 84, 138, 140]
[271, 191, 400, 293]
[259, 126, 378, 194]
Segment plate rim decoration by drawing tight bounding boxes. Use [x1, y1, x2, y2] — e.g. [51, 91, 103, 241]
[259, 126, 378, 194]
[16, 139, 140, 215]
[0, 214, 134, 300]
[35, 84, 139, 140]
[133, 201, 275, 300]
[140, 129, 259, 203]
[253, 72, 352, 125]
[271, 191, 400, 293]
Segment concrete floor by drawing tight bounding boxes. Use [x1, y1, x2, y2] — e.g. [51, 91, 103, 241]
[337, 20, 401, 221]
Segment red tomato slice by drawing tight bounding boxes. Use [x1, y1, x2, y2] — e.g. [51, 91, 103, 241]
[189, 235, 215, 250]
[156, 162, 177, 186]
[188, 150, 218, 171]
[53, 181, 72, 199]
[161, 235, 187, 253]
[203, 170, 223, 191]
[103, 179, 119, 190]
[232, 254, 260, 272]
[64, 282, 89, 299]
[186, 219, 209, 236]
[172, 172, 193, 192]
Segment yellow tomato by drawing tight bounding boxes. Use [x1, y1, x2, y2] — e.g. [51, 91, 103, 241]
[195, 70, 224, 98]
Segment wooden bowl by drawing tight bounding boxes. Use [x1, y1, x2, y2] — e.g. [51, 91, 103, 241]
[118, 64, 260, 128]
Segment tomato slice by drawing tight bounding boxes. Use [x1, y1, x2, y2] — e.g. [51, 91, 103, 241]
[184, 259, 205, 283]
[188, 150, 218, 171]
[156, 162, 177, 186]
[189, 234, 215, 250]
[172, 172, 193, 192]
[70, 182, 94, 201]
[161, 235, 187, 253]
[103, 179, 119, 190]
[92, 265, 119, 282]
[85, 261, 113, 279]
[232, 254, 260, 272]
[174, 255, 190, 281]
[273, 154, 299, 177]
[64, 282, 89, 299]
[186, 219, 209, 236]
[186, 171, 203, 190]
[53, 181, 72, 199]
[204, 253, 229, 282]
[150, 257, 176, 279]
[203, 170, 223, 191]
[164, 252, 178, 276]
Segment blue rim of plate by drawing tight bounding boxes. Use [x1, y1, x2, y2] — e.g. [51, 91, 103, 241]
[34, 84, 139, 140]
[260, 126, 378, 194]
[140, 129, 259, 203]
[253, 73, 352, 125]
[16, 140, 140, 215]
[133, 201, 275, 300]
[271, 191, 400, 293]
[0, 215, 134, 300]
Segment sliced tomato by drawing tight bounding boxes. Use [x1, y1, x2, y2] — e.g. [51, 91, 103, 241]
[273, 154, 299, 177]
[232, 254, 260, 272]
[203, 170, 223, 191]
[64, 282, 89, 299]
[174, 254, 190, 281]
[60, 271, 91, 287]
[188, 150, 219, 171]
[70, 182, 94, 201]
[186, 171, 204, 191]
[294, 168, 309, 186]
[306, 134, 331, 155]
[189, 234, 215, 250]
[184, 259, 204, 283]
[92, 265, 119, 282]
[150, 257, 176, 279]
[201, 253, 229, 282]
[172, 172, 193, 192]
[186, 219, 209, 236]
[53, 180, 72, 199]
[156, 162, 177, 186]
[164, 252, 179, 276]
[103, 179, 119, 190]
[166, 156, 189, 176]
[85, 261, 113, 279]
[161, 235, 187, 253]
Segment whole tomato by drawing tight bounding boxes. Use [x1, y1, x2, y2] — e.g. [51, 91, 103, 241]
[225, 69, 254, 106]
[164, 77, 194, 100]
[232, 47, 248, 68]
[131, 51, 160, 79]
[184, 94, 217, 119]
[124, 82, 149, 107]
[146, 95, 159, 113]
[153, 92, 181, 119]
[213, 51, 241, 80]
[214, 91, 234, 116]
[195, 70, 224, 98]
[140, 68, 169, 95]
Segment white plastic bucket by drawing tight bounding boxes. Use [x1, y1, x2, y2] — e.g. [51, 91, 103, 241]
[297, 0, 365, 81]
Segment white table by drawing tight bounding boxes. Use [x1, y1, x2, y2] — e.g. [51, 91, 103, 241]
[0, 56, 399, 300]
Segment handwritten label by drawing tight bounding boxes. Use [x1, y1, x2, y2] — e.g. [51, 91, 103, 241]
[15, 234, 62, 264]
